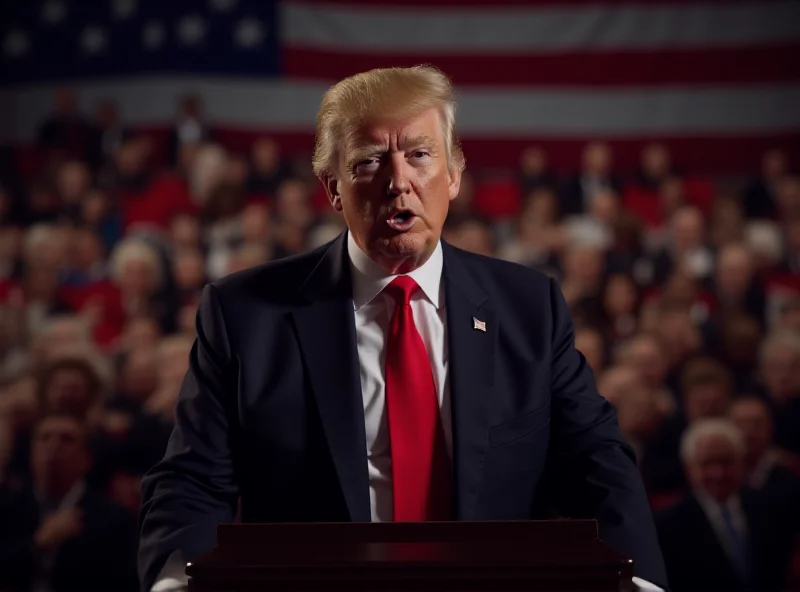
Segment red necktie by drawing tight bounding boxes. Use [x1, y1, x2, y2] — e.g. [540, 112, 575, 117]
[384, 276, 452, 522]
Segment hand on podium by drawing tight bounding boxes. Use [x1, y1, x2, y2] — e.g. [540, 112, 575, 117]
[151, 577, 188, 592]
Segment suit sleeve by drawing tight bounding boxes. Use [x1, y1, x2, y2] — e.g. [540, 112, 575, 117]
[138, 284, 239, 592]
[545, 278, 669, 590]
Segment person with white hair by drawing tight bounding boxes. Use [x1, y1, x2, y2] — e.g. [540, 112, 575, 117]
[656, 418, 797, 592]
[108, 238, 173, 330]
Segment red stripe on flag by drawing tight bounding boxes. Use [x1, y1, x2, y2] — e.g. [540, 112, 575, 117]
[284, 44, 800, 87]
[195, 128, 800, 175]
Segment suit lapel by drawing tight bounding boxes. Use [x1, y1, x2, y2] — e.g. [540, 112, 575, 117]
[442, 243, 497, 520]
[291, 233, 371, 522]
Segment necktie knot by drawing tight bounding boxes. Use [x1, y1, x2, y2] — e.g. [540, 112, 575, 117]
[385, 276, 419, 307]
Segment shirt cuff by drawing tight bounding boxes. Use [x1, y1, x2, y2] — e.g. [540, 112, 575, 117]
[632, 576, 665, 591]
[151, 577, 186, 592]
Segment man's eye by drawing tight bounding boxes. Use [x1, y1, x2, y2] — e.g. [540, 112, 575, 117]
[355, 158, 379, 171]
[411, 151, 430, 160]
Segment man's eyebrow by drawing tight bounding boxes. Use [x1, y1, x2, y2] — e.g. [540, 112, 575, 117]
[346, 143, 388, 165]
[400, 135, 437, 149]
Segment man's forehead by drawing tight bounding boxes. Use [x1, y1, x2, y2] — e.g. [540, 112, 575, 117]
[346, 109, 444, 150]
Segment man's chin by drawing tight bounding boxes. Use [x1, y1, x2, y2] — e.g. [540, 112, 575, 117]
[372, 232, 435, 272]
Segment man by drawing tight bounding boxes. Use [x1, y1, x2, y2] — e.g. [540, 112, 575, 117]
[729, 396, 800, 526]
[0, 413, 138, 592]
[139, 66, 667, 591]
[656, 419, 797, 592]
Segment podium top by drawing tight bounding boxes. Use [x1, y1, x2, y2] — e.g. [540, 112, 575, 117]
[186, 521, 633, 591]
[216, 519, 600, 545]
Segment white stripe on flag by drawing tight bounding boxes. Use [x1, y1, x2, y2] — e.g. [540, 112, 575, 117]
[283, 0, 800, 53]
[1, 77, 799, 143]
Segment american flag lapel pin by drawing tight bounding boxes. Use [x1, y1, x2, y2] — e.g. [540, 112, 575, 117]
[473, 317, 487, 332]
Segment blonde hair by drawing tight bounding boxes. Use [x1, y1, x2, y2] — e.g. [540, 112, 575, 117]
[312, 65, 464, 177]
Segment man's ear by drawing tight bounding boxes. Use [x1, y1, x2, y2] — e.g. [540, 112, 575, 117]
[321, 173, 343, 212]
[447, 164, 463, 202]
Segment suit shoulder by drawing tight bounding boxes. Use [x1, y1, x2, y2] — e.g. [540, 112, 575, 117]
[209, 242, 331, 305]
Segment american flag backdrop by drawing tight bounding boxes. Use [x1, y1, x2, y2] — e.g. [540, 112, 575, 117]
[1, 0, 799, 172]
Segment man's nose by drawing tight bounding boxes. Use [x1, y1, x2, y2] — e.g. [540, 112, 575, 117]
[386, 154, 410, 196]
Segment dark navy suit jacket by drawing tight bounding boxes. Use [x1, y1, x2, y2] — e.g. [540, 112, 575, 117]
[138, 232, 668, 591]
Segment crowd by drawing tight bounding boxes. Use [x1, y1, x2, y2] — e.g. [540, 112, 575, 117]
[0, 88, 799, 591]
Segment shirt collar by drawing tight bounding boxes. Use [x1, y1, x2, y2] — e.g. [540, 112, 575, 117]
[347, 231, 444, 311]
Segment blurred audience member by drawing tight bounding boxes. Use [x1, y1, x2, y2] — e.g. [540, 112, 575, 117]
[499, 188, 561, 269]
[712, 243, 765, 326]
[715, 314, 762, 392]
[729, 396, 800, 509]
[744, 149, 788, 219]
[168, 94, 212, 167]
[559, 244, 605, 318]
[172, 249, 206, 305]
[563, 187, 618, 251]
[598, 366, 660, 456]
[653, 206, 713, 285]
[778, 215, 800, 274]
[246, 136, 294, 196]
[681, 357, 733, 423]
[87, 98, 130, 172]
[744, 220, 783, 275]
[656, 419, 797, 592]
[518, 145, 558, 194]
[708, 196, 745, 250]
[601, 273, 639, 345]
[636, 143, 673, 191]
[0, 413, 138, 592]
[758, 331, 800, 456]
[37, 88, 92, 165]
[575, 328, 605, 374]
[445, 219, 495, 258]
[109, 238, 170, 330]
[561, 141, 622, 216]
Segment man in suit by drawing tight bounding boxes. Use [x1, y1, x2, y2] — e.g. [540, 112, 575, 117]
[656, 418, 797, 592]
[139, 66, 667, 592]
[0, 413, 139, 592]
[729, 396, 800, 528]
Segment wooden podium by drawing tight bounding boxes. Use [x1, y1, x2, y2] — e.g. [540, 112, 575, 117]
[186, 520, 634, 591]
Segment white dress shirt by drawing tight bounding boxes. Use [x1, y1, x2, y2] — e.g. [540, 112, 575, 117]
[347, 232, 452, 523]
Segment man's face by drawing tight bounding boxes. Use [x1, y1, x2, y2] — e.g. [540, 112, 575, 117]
[730, 400, 772, 463]
[45, 368, 91, 416]
[629, 339, 668, 388]
[685, 385, 731, 423]
[31, 417, 90, 495]
[762, 345, 800, 402]
[716, 250, 752, 297]
[325, 108, 461, 274]
[686, 434, 743, 502]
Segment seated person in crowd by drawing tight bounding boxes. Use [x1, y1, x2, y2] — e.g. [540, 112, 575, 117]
[729, 396, 800, 526]
[656, 419, 797, 592]
[0, 413, 138, 592]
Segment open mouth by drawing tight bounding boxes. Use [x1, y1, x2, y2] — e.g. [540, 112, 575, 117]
[386, 211, 417, 232]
